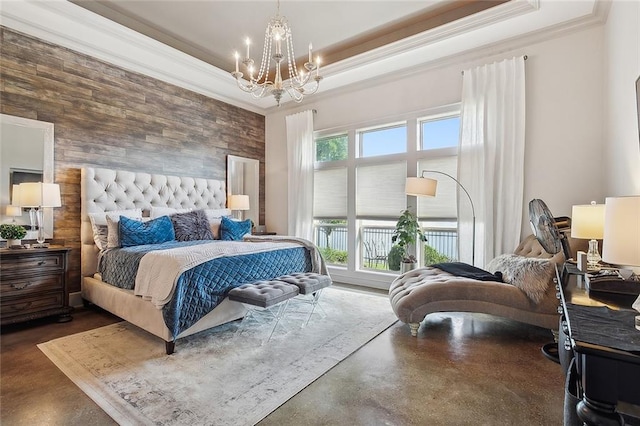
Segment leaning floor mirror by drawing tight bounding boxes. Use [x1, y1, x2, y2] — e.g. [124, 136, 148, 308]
[227, 155, 259, 226]
[0, 113, 55, 240]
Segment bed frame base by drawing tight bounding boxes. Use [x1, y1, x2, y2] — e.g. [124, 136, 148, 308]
[82, 276, 248, 354]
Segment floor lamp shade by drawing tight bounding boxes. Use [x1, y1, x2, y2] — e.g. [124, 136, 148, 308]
[601, 196, 640, 267]
[405, 177, 437, 197]
[406, 171, 476, 266]
[17, 182, 62, 208]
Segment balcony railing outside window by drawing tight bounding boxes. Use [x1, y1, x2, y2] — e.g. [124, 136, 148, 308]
[313, 223, 458, 270]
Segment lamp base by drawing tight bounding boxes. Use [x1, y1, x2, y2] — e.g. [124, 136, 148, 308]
[586, 239, 601, 271]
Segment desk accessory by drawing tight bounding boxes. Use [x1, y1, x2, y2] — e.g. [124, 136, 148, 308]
[585, 268, 640, 296]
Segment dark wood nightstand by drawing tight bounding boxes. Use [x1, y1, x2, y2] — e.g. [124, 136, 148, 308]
[0, 246, 72, 325]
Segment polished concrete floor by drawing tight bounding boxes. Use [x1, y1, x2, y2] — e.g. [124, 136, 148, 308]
[1, 291, 570, 426]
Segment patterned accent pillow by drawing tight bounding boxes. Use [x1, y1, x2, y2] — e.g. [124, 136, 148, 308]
[170, 210, 214, 241]
[119, 215, 175, 248]
[486, 254, 553, 303]
[220, 216, 252, 241]
[89, 209, 142, 250]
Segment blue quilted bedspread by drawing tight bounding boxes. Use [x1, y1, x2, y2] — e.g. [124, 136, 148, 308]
[98, 241, 312, 337]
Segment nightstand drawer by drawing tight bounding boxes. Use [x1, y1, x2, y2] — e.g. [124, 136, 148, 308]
[1, 274, 64, 297]
[0, 246, 71, 325]
[0, 252, 65, 274]
[1, 292, 64, 318]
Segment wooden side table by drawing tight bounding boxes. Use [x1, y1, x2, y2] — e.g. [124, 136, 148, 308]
[0, 246, 72, 325]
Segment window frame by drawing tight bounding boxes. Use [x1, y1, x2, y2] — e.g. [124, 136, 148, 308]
[312, 104, 461, 289]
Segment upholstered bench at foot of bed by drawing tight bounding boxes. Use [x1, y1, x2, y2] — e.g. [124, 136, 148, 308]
[277, 272, 332, 327]
[388, 267, 560, 337]
[228, 280, 299, 343]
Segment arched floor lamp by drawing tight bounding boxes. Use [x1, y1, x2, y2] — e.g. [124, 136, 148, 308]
[406, 170, 476, 266]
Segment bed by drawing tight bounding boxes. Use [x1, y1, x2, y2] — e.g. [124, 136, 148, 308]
[81, 166, 321, 354]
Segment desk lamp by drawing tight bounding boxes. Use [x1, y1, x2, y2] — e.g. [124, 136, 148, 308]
[571, 201, 605, 270]
[601, 196, 640, 330]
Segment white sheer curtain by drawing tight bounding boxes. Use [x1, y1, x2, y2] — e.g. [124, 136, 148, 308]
[286, 110, 315, 240]
[459, 56, 526, 267]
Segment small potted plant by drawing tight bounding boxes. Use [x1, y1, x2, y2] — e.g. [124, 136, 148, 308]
[1, 223, 27, 247]
[390, 209, 426, 273]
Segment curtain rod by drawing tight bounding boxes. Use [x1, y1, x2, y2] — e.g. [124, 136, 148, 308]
[461, 55, 528, 75]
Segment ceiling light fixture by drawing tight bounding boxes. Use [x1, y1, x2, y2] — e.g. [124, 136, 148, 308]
[231, 0, 322, 107]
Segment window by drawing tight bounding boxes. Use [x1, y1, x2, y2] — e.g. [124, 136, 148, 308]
[420, 115, 459, 150]
[313, 105, 461, 279]
[313, 166, 348, 266]
[358, 124, 406, 157]
[316, 134, 348, 162]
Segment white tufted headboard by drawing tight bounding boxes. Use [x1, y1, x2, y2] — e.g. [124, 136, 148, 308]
[81, 167, 227, 278]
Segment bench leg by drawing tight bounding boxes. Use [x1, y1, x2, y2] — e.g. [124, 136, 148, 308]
[409, 323, 420, 337]
[265, 299, 291, 344]
[235, 300, 293, 345]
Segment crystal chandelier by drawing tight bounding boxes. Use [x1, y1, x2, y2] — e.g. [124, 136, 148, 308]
[231, 0, 322, 107]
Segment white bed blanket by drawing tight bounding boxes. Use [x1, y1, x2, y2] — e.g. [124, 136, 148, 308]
[134, 240, 300, 309]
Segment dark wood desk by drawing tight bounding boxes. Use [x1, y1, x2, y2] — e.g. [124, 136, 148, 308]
[559, 264, 640, 425]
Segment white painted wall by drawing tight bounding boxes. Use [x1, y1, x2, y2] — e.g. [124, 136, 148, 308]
[602, 0, 640, 196]
[266, 25, 607, 243]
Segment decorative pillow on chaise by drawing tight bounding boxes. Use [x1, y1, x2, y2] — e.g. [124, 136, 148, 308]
[119, 215, 175, 247]
[89, 209, 143, 250]
[220, 216, 252, 241]
[486, 254, 554, 303]
[170, 210, 215, 241]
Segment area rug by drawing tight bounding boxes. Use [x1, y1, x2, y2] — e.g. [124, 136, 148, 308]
[38, 287, 397, 426]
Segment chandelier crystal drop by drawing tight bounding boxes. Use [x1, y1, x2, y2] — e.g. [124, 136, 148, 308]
[231, 0, 322, 107]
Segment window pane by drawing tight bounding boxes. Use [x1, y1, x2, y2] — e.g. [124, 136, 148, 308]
[421, 116, 459, 150]
[316, 134, 348, 162]
[360, 220, 395, 271]
[314, 167, 347, 218]
[416, 156, 458, 219]
[314, 219, 347, 266]
[356, 162, 406, 218]
[359, 125, 406, 157]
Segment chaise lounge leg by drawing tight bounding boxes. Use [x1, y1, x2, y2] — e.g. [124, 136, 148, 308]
[166, 341, 175, 355]
[409, 323, 420, 336]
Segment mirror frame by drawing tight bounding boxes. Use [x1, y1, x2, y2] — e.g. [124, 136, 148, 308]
[227, 155, 259, 226]
[0, 113, 55, 239]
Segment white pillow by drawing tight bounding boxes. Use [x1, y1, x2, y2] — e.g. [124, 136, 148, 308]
[204, 209, 231, 239]
[203, 208, 231, 219]
[89, 209, 142, 250]
[150, 206, 192, 219]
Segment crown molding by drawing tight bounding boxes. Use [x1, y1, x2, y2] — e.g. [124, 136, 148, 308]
[1, 0, 604, 115]
[0, 0, 265, 115]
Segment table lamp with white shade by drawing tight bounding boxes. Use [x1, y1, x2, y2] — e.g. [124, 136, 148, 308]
[17, 182, 61, 246]
[601, 196, 640, 330]
[228, 194, 250, 221]
[571, 201, 605, 270]
[5, 205, 22, 223]
[602, 196, 640, 273]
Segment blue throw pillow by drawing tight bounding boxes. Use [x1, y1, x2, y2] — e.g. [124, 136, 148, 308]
[220, 216, 252, 241]
[119, 215, 175, 247]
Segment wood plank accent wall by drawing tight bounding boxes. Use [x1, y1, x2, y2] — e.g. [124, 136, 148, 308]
[0, 27, 266, 293]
